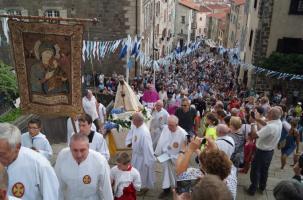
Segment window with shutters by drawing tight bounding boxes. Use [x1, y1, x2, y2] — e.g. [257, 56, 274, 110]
[44, 9, 60, 17]
[181, 16, 185, 24]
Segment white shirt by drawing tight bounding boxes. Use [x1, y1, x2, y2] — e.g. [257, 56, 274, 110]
[216, 135, 235, 159]
[67, 118, 96, 145]
[150, 108, 169, 135]
[8, 147, 59, 200]
[159, 91, 168, 101]
[110, 166, 141, 198]
[8, 196, 21, 200]
[55, 148, 113, 200]
[82, 96, 98, 121]
[256, 119, 282, 151]
[155, 126, 187, 159]
[89, 131, 110, 160]
[97, 103, 106, 124]
[21, 132, 53, 160]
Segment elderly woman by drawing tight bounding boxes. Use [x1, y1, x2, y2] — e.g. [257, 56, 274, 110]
[228, 116, 245, 168]
[176, 137, 237, 199]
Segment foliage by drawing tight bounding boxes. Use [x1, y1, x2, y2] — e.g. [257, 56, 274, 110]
[258, 52, 303, 75]
[0, 108, 21, 123]
[0, 61, 18, 103]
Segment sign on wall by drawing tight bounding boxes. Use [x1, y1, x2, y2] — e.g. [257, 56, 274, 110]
[9, 20, 83, 116]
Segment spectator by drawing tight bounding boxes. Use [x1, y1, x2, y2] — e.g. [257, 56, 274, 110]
[229, 116, 245, 168]
[280, 118, 300, 169]
[173, 175, 232, 200]
[273, 180, 303, 200]
[175, 98, 197, 137]
[246, 107, 282, 196]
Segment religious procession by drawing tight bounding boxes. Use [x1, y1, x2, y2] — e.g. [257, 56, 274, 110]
[1, 0, 303, 200]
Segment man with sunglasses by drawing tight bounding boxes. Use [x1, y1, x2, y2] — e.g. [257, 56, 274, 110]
[175, 98, 197, 138]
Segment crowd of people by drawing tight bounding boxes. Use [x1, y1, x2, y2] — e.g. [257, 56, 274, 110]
[1, 45, 303, 200]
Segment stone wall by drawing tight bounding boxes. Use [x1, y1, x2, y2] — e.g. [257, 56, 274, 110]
[254, 74, 303, 105]
[252, 0, 274, 65]
[0, 0, 139, 76]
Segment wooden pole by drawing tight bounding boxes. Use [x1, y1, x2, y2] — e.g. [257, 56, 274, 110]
[71, 117, 78, 134]
[0, 14, 98, 24]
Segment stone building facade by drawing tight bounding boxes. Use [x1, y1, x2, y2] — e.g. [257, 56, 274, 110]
[0, 0, 140, 76]
[238, 0, 303, 102]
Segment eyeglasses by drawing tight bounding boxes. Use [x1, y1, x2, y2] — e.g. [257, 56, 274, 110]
[28, 127, 39, 130]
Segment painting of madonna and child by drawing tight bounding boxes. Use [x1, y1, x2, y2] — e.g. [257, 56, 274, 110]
[9, 20, 83, 116]
[24, 34, 71, 104]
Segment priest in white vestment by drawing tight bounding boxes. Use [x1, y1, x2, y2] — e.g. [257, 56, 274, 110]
[21, 119, 52, 160]
[125, 113, 155, 195]
[155, 115, 187, 198]
[78, 114, 110, 160]
[55, 133, 113, 200]
[0, 123, 59, 200]
[82, 89, 99, 121]
[150, 100, 169, 149]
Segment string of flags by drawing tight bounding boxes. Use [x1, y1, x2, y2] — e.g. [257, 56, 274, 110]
[0, 17, 302, 81]
[212, 42, 303, 81]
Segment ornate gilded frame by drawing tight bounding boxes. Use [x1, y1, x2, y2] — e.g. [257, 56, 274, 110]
[9, 20, 83, 116]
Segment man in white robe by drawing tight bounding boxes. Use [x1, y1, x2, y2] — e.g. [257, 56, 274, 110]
[82, 89, 99, 121]
[21, 119, 52, 160]
[150, 100, 169, 149]
[155, 115, 187, 198]
[0, 123, 59, 200]
[0, 162, 21, 200]
[78, 114, 110, 160]
[55, 133, 113, 200]
[125, 113, 155, 195]
[66, 116, 96, 145]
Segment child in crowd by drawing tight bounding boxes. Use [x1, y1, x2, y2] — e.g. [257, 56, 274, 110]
[111, 152, 141, 200]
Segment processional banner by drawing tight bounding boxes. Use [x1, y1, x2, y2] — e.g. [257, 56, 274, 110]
[9, 20, 83, 116]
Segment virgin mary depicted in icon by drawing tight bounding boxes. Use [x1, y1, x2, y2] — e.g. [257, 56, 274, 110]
[30, 40, 69, 94]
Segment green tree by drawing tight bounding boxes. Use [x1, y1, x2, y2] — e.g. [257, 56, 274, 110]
[258, 52, 303, 75]
[0, 61, 18, 103]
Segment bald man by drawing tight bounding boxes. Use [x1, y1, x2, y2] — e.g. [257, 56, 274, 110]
[150, 100, 169, 149]
[247, 107, 282, 196]
[215, 124, 235, 159]
[155, 115, 187, 198]
[126, 113, 155, 195]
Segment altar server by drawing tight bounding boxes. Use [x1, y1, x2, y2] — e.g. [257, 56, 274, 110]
[150, 100, 169, 149]
[21, 118, 53, 160]
[0, 123, 59, 200]
[110, 152, 141, 200]
[55, 133, 113, 200]
[126, 112, 155, 195]
[78, 114, 110, 160]
[155, 115, 187, 198]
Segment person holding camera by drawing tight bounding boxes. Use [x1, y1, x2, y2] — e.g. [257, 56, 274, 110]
[246, 107, 282, 196]
[175, 137, 233, 200]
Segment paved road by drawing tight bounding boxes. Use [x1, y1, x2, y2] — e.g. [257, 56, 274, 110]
[51, 144, 296, 200]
